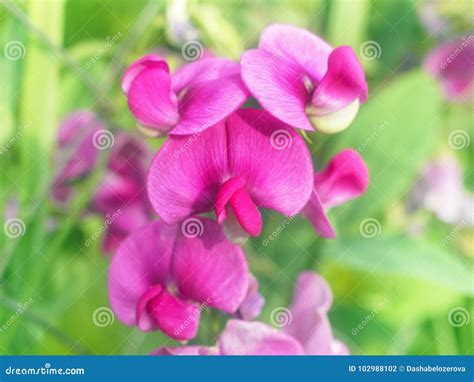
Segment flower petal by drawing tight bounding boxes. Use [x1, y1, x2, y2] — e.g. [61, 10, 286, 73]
[227, 109, 314, 216]
[258, 24, 332, 82]
[108, 221, 176, 326]
[304, 149, 368, 237]
[171, 57, 241, 93]
[151, 346, 219, 356]
[172, 218, 249, 313]
[147, 289, 201, 340]
[122, 54, 169, 95]
[127, 66, 179, 132]
[147, 120, 228, 224]
[172, 75, 248, 135]
[310, 46, 368, 114]
[241, 49, 313, 131]
[284, 272, 341, 355]
[314, 149, 369, 209]
[219, 320, 304, 355]
[237, 274, 265, 321]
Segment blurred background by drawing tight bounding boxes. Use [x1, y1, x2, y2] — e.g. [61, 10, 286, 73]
[0, 0, 472, 355]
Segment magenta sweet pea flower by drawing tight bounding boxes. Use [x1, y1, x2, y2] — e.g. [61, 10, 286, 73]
[91, 133, 154, 253]
[147, 109, 314, 239]
[241, 24, 368, 134]
[304, 149, 369, 238]
[52, 111, 104, 204]
[424, 36, 474, 102]
[153, 272, 348, 355]
[122, 54, 249, 136]
[108, 218, 248, 341]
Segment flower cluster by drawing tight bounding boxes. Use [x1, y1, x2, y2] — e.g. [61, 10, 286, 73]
[57, 24, 370, 355]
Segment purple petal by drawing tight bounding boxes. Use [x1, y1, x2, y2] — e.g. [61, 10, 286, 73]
[173, 218, 249, 313]
[147, 120, 228, 224]
[284, 272, 345, 355]
[424, 37, 474, 101]
[122, 54, 170, 95]
[310, 46, 368, 113]
[108, 221, 176, 326]
[258, 24, 332, 82]
[315, 149, 369, 209]
[219, 320, 304, 355]
[151, 346, 219, 356]
[54, 111, 103, 182]
[172, 74, 248, 135]
[304, 149, 368, 237]
[227, 109, 314, 217]
[237, 274, 265, 321]
[241, 49, 313, 131]
[127, 66, 179, 133]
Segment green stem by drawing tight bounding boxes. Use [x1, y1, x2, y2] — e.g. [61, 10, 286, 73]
[1, 0, 115, 115]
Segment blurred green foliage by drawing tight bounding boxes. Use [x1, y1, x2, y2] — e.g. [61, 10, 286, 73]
[0, 0, 472, 356]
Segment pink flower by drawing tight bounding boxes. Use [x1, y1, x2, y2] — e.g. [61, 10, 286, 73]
[424, 37, 474, 102]
[303, 149, 369, 238]
[91, 133, 154, 253]
[52, 111, 104, 204]
[153, 272, 348, 355]
[241, 24, 368, 134]
[122, 55, 249, 136]
[147, 109, 314, 239]
[108, 218, 249, 341]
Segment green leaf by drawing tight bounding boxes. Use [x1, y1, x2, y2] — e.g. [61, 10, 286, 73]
[323, 235, 474, 297]
[325, 70, 442, 224]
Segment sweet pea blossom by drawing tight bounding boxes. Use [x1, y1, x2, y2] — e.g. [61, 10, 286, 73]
[304, 149, 369, 238]
[147, 109, 314, 239]
[108, 218, 249, 341]
[52, 111, 104, 204]
[91, 133, 154, 252]
[424, 36, 474, 102]
[122, 55, 248, 136]
[153, 272, 348, 355]
[241, 24, 368, 134]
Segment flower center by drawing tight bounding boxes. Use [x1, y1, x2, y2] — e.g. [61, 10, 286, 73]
[214, 177, 262, 237]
